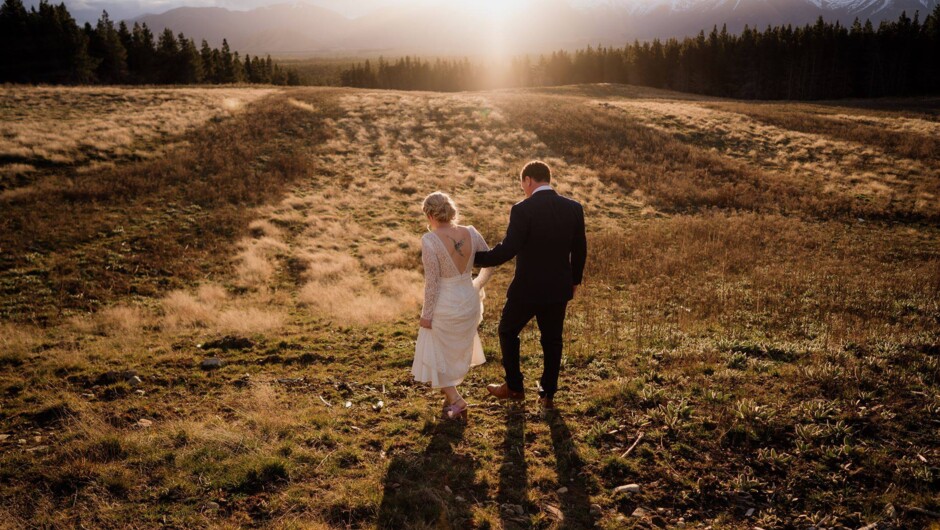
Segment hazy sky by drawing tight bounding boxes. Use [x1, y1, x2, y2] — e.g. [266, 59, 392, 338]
[30, 0, 391, 19]
[31, 0, 610, 22]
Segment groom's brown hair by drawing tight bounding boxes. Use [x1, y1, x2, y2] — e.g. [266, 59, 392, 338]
[521, 160, 551, 183]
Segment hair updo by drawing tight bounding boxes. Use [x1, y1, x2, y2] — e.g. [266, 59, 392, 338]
[422, 191, 459, 224]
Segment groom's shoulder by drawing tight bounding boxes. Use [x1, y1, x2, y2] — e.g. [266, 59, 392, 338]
[555, 193, 583, 210]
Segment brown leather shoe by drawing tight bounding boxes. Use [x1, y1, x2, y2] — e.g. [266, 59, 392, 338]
[538, 396, 554, 410]
[486, 383, 525, 401]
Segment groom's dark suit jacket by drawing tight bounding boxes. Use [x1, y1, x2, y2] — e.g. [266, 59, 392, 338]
[474, 188, 587, 304]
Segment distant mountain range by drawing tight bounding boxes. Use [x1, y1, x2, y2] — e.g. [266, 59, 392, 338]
[126, 0, 940, 55]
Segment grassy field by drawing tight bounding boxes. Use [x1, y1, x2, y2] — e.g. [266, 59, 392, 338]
[0, 83, 937, 529]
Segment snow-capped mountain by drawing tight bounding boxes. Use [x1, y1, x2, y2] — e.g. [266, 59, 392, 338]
[606, 0, 934, 16]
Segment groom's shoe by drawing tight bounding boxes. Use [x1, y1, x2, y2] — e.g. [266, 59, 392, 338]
[538, 396, 554, 410]
[486, 383, 525, 401]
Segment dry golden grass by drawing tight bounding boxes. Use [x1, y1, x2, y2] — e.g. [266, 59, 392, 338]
[706, 100, 940, 164]
[228, 90, 649, 326]
[831, 112, 940, 138]
[0, 86, 276, 178]
[0, 88, 340, 324]
[0, 322, 40, 365]
[601, 99, 939, 219]
[160, 288, 222, 330]
[0, 85, 937, 529]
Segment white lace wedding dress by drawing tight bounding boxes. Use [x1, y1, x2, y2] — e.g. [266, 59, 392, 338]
[412, 225, 494, 388]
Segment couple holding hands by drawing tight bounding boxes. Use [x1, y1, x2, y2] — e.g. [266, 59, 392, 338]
[412, 161, 587, 420]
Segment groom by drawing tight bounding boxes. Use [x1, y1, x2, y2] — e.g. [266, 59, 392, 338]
[474, 160, 587, 410]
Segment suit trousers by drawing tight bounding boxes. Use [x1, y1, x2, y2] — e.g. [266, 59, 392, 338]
[497, 296, 569, 398]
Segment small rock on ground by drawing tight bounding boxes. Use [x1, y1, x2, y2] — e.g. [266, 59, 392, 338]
[544, 504, 563, 521]
[200, 358, 224, 370]
[613, 483, 641, 494]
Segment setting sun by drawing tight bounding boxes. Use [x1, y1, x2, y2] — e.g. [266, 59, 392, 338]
[460, 0, 532, 18]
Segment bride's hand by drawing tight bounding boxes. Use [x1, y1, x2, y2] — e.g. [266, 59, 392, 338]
[420, 318, 432, 329]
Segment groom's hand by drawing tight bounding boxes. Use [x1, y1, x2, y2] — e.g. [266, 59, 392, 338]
[572, 285, 579, 298]
[420, 318, 433, 329]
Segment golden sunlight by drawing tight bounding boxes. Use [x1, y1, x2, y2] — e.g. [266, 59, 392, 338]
[462, 0, 532, 18]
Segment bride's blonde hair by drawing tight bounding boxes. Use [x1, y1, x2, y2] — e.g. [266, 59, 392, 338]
[422, 192, 459, 224]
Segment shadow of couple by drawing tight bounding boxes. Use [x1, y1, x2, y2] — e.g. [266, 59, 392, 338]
[378, 405, 596, 529]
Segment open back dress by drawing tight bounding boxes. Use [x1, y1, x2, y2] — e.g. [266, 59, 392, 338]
[412, 225, 494, 388]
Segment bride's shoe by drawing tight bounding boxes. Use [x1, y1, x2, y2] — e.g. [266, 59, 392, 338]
[443, 398, 468, 421]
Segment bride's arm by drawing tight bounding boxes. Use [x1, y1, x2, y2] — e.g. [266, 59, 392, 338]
[473, 267, 494, 290]
[420, 236, 440, 325]
[471, 227, 495, 290]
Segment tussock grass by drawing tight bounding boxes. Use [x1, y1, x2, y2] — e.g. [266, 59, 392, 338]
[0, 85, 937, 529]
[0, 88, 341, 324]
[707, 100, 940, 164]
[495, 92, 940, 222]
[0, 86, 276, 176]
[601, 99, 938, 220]
[0, 322, 41, 367]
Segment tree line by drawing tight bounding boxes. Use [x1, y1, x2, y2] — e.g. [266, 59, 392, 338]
[340, 6, 940, 99]
[0, 0, 301, 85]
[341, 57, 485, 92]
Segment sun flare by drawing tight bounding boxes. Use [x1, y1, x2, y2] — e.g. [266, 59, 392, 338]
[417, 0, 532, 19]
[469, 0, 531, 18]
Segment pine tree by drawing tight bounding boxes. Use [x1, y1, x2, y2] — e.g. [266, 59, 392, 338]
[177, 33, 203, 84]
[926, 4, 940, 91]
[244, 53, 254, 82]
[0, 0, 31, 82]
[35, 1, 95, 83]
[232, 51, 244, 83]
[218, 38, 237, 83]
[89, 10, 128, 83]
[155, 28, 179, 83]
[199, 39, 216, 83]
[286, 69, 301, 86]
[126, 23, 156, 84]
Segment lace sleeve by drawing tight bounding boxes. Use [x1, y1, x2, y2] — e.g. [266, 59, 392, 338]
[470, 227, 494, 290]
[420, 235, 441, 321]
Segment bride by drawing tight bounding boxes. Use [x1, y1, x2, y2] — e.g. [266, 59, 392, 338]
[412, 192, 493, 420]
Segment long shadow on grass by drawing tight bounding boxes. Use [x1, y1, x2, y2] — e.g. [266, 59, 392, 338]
[546, 409, 597, 529]
[377, 416, 480, 529]
[498, 402, 529, 529]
